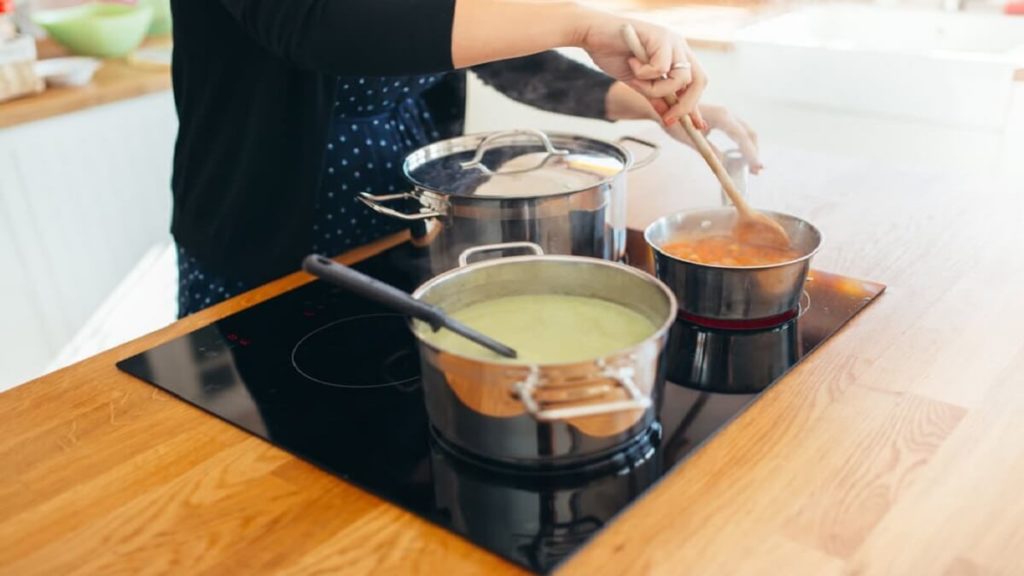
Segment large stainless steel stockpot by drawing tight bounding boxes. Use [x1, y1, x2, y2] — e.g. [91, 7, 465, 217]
[360, 129, 658, 275]
[409, 243, 676, 469]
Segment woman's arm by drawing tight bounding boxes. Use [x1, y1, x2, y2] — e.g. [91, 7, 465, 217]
[216, 0, 457, 76]
[217, 0, 707, 123]
[471, 51, 615, 120]
[454, 1, 708, 125]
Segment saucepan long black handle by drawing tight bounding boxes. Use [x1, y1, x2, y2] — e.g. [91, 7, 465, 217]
[303, 255, 444, 328]
[301, 255, 517, 359]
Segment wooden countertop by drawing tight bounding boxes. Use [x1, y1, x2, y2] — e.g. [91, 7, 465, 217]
[0, 38, 171, 130]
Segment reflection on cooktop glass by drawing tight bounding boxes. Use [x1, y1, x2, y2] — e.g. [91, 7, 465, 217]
[117, 244, 885, 574]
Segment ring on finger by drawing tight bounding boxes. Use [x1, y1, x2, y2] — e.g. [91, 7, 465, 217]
[670, 61, 692, 71]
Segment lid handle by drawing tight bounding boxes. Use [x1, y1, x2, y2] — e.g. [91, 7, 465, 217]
[458, 129, 570, 175]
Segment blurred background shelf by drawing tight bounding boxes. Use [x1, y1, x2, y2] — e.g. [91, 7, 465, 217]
[0, 36, 170, 129]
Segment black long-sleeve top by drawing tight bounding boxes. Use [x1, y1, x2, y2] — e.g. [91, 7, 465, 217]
[170, 0, 614, 285]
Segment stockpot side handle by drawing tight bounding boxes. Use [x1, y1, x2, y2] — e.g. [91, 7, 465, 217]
[515, 366, 652, 422]
[617, 135, 660, 171]
[458, 129, 570, 174]
[358, 192, 443, 221]
[457, 242, 545, 267]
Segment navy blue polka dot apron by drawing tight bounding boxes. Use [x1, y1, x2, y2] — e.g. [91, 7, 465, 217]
[177, 74, 446, 317]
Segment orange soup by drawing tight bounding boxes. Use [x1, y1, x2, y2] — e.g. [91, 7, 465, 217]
[661, 234, 801, 267]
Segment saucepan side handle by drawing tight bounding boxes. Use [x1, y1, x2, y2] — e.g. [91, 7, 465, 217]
[457, 242, 545, 267]
[515, 365, 652, 422]
[617, 135, 660, 171]
[358, 192, 443, 221]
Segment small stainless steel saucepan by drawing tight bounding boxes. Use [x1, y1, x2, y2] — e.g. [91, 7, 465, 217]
[645, 208, 823, 322]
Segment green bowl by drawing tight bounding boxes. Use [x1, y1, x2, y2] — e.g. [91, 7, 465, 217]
[32, 3, 154, 59]
[139, 0, 171, 36]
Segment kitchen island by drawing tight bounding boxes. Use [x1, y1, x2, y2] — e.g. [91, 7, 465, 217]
[3, 86, 1024, 574]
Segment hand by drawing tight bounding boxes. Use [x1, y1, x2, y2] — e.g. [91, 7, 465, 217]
[661, 102, 763, 174]
[605, 82, 762, 173]
[451, 2, 706, 125]
[451, 2, 707, 124]
[575, 15, 708, 128]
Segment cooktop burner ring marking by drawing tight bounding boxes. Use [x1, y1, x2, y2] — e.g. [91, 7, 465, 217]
[290, 313, 419, 389]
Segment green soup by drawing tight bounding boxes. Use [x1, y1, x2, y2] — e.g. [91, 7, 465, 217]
[422, 294, 657, 364]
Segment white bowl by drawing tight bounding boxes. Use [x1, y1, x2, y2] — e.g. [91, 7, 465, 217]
[34, 57, 101, 88]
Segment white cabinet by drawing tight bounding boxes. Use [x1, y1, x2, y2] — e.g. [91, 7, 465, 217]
[0, 91, 176, 390]
[0, 148, 53, 386]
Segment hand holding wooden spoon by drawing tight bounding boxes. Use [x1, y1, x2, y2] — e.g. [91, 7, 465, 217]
[620, 24, 790, 249]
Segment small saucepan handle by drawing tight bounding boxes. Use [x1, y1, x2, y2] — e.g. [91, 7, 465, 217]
[617, 135, 660, 171]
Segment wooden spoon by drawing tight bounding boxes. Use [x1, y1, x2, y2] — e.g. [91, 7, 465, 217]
[620, 24, 791, 249]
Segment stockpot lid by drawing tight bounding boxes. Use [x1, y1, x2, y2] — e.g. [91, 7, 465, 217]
[404, 129, 629, 200]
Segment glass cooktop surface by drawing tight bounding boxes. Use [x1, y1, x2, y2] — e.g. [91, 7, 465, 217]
[118, 244, 885, 573]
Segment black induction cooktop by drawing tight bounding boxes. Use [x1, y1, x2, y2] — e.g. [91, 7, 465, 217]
[117, 243, 884, 573]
